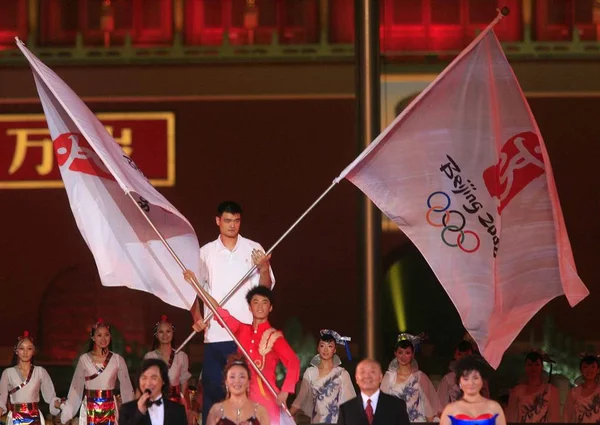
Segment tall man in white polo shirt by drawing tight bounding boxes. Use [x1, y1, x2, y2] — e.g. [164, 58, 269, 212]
[191, 201, 274, 424]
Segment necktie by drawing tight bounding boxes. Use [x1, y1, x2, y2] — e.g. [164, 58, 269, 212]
[365, 399, 374, 425]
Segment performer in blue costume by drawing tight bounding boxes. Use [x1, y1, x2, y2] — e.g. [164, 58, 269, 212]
[439, 356, 506, 425]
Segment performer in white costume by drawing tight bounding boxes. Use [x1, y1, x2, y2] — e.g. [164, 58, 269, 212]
[144, 315, 192, 403]
[564, 354, 600, 423]
[0, 331, 61, 425]
[59, 319, 134, 425]
[507, 350, 561, 423]
[380, 333, 440, 422]
[290, 329, 355, 423]
[143, 315, 194, 423]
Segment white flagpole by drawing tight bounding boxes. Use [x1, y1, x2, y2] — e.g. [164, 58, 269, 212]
[126, 193, 296, 421]
[176, 181, 339, 352]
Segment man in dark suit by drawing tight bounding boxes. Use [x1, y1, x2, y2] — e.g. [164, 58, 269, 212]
[337, 359, 410, 425]
[119, 358, 187, 425]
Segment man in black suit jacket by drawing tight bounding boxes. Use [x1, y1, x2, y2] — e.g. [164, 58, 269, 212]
[119, 358, 187, 425]
[338, 359, 410, 425]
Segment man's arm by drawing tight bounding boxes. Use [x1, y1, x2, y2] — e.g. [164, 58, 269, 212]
[251, 248, 273, 288]
[273, 337, 300, 395]
[258, 265, 273, 287]
[190, 297, 203, 323]
[184, 270, 225, 333]
[272, 336, 300, 407]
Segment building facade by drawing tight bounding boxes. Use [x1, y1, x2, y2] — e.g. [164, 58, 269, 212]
[0, 0, 598, 373]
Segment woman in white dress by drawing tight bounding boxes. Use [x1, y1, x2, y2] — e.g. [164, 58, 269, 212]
[143, 315, 195, 424]
[290, 329, 356, 423]
[0, 332, 61, 425]
[58, 319, 134, 425]
[564, 354, 600, 423]
[506, 350, 561, 423]
[380, 333, 440, 422]
[143, 315, 192, 404]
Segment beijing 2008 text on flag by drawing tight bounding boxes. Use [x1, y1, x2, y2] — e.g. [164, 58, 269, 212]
[16, 38, 200, 310]
[337, 19, 589, 368]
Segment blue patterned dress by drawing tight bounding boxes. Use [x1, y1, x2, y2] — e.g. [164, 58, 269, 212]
[380, 364, 440, 422]
[292, 360, 356, 424]
[506, 383, 561, 423]
[564, 385, 600, 423]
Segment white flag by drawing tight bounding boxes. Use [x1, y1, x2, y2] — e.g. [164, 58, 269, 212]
[338, 22, 588, 367]
[17, 39, 199, 310]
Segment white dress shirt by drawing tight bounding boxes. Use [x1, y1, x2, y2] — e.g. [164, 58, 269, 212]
[361, 390, 381, 414]
[148, 397, 164, 425]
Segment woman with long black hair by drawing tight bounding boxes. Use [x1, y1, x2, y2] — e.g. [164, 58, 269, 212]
[0, 331, 60, 425]
[143, 315, 191, 405]
[59, 319, 134, 425]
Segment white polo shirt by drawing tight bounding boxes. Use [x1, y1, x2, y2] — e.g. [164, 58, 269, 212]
[199, 234, 275, 343]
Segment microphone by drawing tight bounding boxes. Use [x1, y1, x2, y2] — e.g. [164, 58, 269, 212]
[144, 389, 152, 408]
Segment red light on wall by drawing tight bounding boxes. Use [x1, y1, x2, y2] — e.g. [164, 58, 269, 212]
[0, 1, 28, 47]
[380, 0, 521, 53]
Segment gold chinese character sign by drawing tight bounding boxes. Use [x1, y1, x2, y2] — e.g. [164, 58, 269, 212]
[0, 112, 175, 189]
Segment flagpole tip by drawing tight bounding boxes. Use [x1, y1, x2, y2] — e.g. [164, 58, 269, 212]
[500, 6, 510, 16]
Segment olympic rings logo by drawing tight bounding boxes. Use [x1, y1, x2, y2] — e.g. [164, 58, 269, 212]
[426, 191, 481, 253]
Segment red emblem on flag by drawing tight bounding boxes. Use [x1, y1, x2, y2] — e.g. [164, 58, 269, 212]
[53, 133, 114, 181]
[482, 131, 545, 214]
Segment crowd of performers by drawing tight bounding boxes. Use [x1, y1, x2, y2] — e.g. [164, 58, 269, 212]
[1, 201, 600, 425]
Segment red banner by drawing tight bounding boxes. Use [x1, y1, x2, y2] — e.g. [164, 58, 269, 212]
[0, 112, 175, 189]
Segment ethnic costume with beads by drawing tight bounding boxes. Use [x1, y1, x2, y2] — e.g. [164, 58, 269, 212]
[216, 307, 300, 425]
[143, 349, 191, 404]
[0, 365, 61, 425]
[60, 352, 134, 425]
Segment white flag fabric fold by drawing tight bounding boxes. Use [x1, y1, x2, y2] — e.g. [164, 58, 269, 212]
[339, 20, 588, 368]
[17, 39, 200, 310]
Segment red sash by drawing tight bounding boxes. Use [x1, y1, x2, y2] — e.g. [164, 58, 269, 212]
[11, 402, 41, 425]
[168, 349, 175, 368]
[168, 385, 182, 404]
[85, 352, 113, 381]
[166, 350, 181, 404]
[85, 389, 115, 425]
[8, 365, 35, 395]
